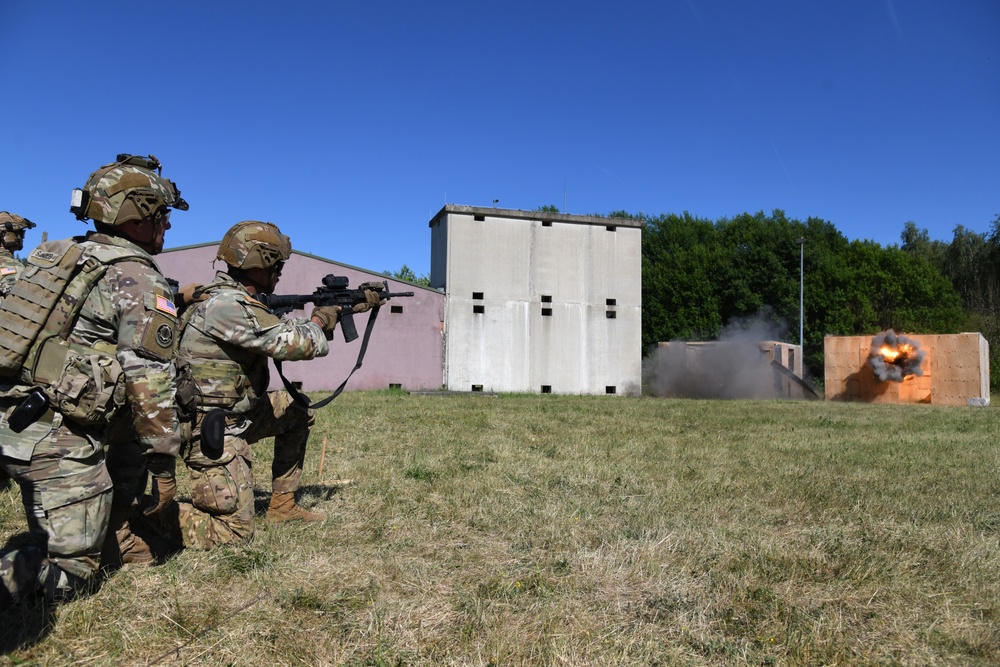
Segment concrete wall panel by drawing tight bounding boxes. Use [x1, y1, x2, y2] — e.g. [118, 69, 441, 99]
[432, 205, 642, 395]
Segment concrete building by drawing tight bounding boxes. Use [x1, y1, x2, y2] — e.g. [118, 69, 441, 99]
[429, 205, 643, 395]
[157, 243, 444, 393]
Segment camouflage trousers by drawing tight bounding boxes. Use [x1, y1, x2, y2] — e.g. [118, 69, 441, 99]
[98, 415, 164, 565]
[177, 390, 314, 550]
[0, 405, 112, 602]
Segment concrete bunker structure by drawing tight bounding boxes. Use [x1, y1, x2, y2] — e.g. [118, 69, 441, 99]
[430, 205, 643, 395]
[649, 340, 813, 399]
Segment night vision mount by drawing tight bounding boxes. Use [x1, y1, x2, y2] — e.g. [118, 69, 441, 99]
[115, 153, 162, 174]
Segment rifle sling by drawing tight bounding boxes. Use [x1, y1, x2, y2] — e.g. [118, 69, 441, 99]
[274, 305, 380, 410]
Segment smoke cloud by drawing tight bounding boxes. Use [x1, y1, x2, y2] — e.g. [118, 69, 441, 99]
[866, 329, 926, 382]
[643, 310, 806, 399]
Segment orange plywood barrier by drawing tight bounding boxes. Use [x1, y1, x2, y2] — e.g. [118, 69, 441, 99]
[824, 332, 989, 406]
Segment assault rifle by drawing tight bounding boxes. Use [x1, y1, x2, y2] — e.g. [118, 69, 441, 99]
[175, 276, 414, 458]
[257, 275, 414, 342]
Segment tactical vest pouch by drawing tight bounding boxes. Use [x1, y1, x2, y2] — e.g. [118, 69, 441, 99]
[186, 358, 252, 409]
[0, 241, 84, 377]
[32, 338, 126, 427]
[0, 238, 151, 428]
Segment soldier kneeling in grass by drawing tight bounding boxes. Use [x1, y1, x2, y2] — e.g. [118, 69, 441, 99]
[168, 221, 381, 550]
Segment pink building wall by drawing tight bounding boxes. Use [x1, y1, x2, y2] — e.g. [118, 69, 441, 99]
[157, 243, 444, 393]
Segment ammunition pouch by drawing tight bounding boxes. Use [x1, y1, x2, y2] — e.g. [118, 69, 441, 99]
[32, 338, 126, 427]
[179, 358, 255, 415]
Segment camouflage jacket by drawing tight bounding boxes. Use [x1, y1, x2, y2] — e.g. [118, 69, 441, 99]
[68, 232, 181, 457]
[0, 248, 23, 297]
[177, 271, 328, 413]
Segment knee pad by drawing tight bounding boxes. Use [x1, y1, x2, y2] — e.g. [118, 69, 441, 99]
[190, 455, 252, 515]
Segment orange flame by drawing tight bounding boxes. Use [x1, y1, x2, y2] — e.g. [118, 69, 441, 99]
[880, 343, 914, 364]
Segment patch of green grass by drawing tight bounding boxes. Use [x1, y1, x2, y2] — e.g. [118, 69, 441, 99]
[402, 458, 439, 482]
[209, 543, 277, 575]
[1, 393, 998, 665]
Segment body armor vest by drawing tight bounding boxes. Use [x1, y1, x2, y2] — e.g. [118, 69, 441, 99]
[175, 279, 259, 416]
[0, 238, 153, 424]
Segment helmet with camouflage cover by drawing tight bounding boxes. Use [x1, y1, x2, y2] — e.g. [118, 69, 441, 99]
[217, 220, 291, 270]
[72, 154, 188, 226]
[0, 211, 36, 248]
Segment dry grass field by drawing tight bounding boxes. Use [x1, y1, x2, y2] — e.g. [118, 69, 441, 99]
[1, 390, 998, 666]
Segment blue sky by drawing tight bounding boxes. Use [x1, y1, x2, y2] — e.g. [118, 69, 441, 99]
[1, 1, 997, 278]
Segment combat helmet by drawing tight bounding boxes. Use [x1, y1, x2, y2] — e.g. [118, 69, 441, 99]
[217, 221, 291, 270]
[0, 211, 36, 247]
[71, 154, 188, 226]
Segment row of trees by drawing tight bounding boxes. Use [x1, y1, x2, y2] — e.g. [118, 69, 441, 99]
[636, 209, 1000, 386]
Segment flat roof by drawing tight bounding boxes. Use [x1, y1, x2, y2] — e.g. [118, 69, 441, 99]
[428, 204, 644, 229]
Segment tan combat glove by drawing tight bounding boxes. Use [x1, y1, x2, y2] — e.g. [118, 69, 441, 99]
[353, 283, 387, 313]
[311, 305, 340, 335]
[176, 283, 204, 310]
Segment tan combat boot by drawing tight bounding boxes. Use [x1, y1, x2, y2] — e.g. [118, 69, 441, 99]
[101, 509, 155, 568]
[265, 492, 326, 523]
[118, 528, 156, 565]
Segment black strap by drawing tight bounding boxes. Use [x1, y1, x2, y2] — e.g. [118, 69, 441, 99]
[274, 305, 380, 410]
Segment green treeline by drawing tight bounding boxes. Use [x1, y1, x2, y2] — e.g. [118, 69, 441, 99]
[634, 209, 1000, 387]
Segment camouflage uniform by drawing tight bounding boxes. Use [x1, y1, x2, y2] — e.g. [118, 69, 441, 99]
[175, 271, 328, 549]
[0, 211, 35, 299]
[0, 233, 180, 602]
[0, 247, 23, 297]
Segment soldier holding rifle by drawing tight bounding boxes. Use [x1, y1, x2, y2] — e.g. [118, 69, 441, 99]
[170, 220, 383, 549]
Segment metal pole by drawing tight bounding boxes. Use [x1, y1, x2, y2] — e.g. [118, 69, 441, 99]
[796, 238, 806, 349]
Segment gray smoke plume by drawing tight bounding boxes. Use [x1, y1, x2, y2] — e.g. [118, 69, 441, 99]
[643, 310, 806, 399]
[867, 329, 925, 382]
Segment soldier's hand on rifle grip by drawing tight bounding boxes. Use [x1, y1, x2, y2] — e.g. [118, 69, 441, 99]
[311, 306, 340, 336]
[353, 288, 386, 313]
[176, 283, 201, 309]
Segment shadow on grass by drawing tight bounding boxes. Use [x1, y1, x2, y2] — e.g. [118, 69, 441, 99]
[251, 484, 344, 515]
[0, 533, 57, 655]
[0, 596, 55, 655]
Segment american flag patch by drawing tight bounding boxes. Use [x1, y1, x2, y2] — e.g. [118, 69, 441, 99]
[0, 267, 16, 276]
[155, 294, 177, 316]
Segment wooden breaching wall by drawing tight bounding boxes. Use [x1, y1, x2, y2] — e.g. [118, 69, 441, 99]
[824, 333, 990, 406]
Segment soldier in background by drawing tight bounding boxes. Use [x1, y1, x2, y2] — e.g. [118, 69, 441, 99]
[0, 155, 186, 603]
[0, 211, 36, 298]
[0, 211, 29, 488]
[170, 220, 379, 549]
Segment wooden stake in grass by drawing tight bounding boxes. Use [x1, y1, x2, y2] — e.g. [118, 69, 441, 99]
[318, 436, 328, 481]
[317, 435, 353, 487]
